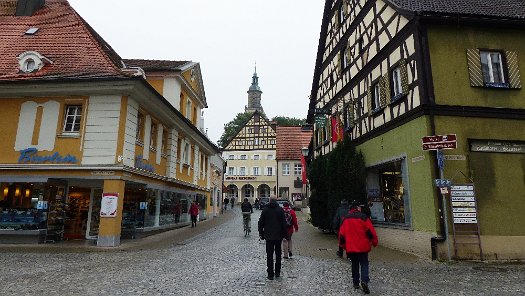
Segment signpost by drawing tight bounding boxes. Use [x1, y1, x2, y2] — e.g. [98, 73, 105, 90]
[422, 134, 457, 151]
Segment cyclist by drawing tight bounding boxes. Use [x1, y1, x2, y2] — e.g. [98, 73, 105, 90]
[241, 198, 254, 233]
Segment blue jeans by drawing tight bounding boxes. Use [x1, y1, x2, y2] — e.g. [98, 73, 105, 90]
[348, 252, 369, 284]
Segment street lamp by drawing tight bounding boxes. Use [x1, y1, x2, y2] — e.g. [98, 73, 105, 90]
[300, 147, 309, 208]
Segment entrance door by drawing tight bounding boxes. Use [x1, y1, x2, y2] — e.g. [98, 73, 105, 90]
[86, 189, 102, 239]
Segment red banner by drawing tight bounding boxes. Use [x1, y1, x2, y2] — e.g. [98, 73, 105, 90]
[301, 154, 307, 185]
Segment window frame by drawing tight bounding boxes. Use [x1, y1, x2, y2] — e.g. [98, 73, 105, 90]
[239, 166, 246, 176]
[480, 50, 508, 87]
[391, 66, 403, 99]
[240, 154, 247, 160]
[294, 163, 302, 175]
[228, 155, 235, 160]
[253, 154, 260, 160]
[371, 81, 381, 112]
[282, 163, 290, 176]
[252, 167, 260, 176]
[62, 105, 83, 135]
[266, 167, 273, 176]
[228, 167, 234, 176]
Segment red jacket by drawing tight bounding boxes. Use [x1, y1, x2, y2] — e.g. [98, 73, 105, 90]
[338, 209, 378, 253]
[283, 206, 298, 236]
[189, 203, 199, 216]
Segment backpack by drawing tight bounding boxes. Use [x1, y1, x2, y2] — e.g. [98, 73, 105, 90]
[284, 209, 293, 227]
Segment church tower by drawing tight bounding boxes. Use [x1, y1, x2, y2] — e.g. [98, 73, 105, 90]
[245, 66, 264, 113]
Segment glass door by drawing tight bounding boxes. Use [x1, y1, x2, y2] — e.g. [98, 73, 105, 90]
[86, 188, 102, 239]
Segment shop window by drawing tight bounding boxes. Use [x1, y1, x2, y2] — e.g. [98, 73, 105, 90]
[368, 161, 406, 224]
[62, 105, 82, 134]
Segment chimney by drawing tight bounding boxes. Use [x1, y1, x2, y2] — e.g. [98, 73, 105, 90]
[15, 0, 44, 16]
[0, 0, 18, 15]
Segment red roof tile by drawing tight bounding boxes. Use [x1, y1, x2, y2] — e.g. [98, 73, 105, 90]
[276, 126, 312, 160]
[0, 0, 127, 81]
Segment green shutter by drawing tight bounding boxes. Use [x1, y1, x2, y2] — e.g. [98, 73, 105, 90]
[367, 88, 372, 115]
[466, 49, 484, 87]
[506, 51, 521, 89]
[399, 59, 409, 94]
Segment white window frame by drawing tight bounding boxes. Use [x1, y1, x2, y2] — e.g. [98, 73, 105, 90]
[294, 163, 302, 175]
[282, 163, 290, 176]
[228, 155, 234, 160]
[392, 67, 403, 97]
[186, 99, 192, 121]
[183, 143, 190, 165]
[253, 167, 260, 176]
[239, 167, 246, 176]
[480, 51, 506, 84]
[63, 105, 82, 134]
[266, 167, 273, 176]
[253, 154, 260, 160]
[228, 167, 234, 176]
[240, 154, 247, 160]
[372, 83, 380, 110]
[267, 154, 274, 160]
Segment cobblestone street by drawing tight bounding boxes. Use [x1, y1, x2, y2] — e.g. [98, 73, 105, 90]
[0, 209, 523, 296]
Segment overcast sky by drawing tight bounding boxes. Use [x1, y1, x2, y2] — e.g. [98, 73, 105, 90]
[68, 0, 324, 145]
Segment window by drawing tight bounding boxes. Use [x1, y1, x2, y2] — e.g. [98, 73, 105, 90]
[294, 163, 302, 175]
[63, 105, 82, 133]
[282, 163, 290, 175]
[339, 3, 345, 25]
[239, 167, 246, 176]
[161, 129, 169, 155]
[392, 67, 403, 98]
[267, 154, 274, 160]
[228, 155, 234, 160]
[253, 155, 260, 160]
[254, 138, 259, 145]
[266, 167, 273, 176]
[261, 140, 266, 145]
[186, 99, 192, 120]
[183, 143, 190, 165]
[150, 123, 157, 150]
[480, 51, 505, 85]
[253, 167, 260, 176]
[228, 167, 234, 175]
[248, 128, 254, 133]
[372, 82, 380, 111]
[341, 45, 348, 69]
[270, 139, 275, 145]
[240, 154, 247, 160]
[261, 128, 267, 134]
[136, 113, 144, 140]
[25, 59, 36, 72]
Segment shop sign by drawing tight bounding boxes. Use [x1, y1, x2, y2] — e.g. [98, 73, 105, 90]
[225, 176, 256, 181]
[135, 155, 155, 173]
[422, 134, 457, 151]
[451, 185, 478, 224]
[36, 201, 48, 210]
[411, 155, 425, 163]
[314, 115, 327, 127]
[470, 140, 525, 154]
[100, 193, 119, 218]
[18, 148, 78, 164]
[139, 202, 148, 210]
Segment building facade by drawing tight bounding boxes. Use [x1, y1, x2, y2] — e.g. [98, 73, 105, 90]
[308, 0, 525, 260]
[0, 0, 220, 246]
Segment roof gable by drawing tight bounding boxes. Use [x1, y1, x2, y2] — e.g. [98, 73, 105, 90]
[0, 0, 126, 81]
[224, 111, 276, 150]
[276, 126, 312, 160]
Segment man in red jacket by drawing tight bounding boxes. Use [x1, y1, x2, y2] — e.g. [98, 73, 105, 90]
[338, 200, 378, 294]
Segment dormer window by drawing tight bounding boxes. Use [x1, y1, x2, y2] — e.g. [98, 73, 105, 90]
[17, 51, 52, 73]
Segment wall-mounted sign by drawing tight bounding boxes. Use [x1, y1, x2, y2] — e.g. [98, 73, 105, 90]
[422, 134, 457, 151]
[225, 176, 256, 181]
[451, 185, 478, 224]
[100, 193, 119, 218]
[36, 201, 48, 210]
[314, 115, 327, 127]
[135, 155, 155, 172]
[18, 148, 78, 164]
[470, 140, 525, 154]
[139, 202, 148, 210]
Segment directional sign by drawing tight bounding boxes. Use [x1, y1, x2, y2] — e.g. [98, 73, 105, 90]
[422, 134, 457, 151]
[450, 184, 478, 224]
[434, 179, 452, 188]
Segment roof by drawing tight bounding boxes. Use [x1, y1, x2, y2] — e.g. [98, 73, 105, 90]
[123, 59, 191, 71]
[388, 0, 525, 20]
[276, 126, 312, 160]
[0, 0, 127, 81]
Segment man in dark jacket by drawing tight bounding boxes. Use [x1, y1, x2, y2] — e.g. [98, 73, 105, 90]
[241, 198, 254, 232]
[339, 200, 378, 294]
[332, 199, 350, 258]
[258, 196, 287, 280]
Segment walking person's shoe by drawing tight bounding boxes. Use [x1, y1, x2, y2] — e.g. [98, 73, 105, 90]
[361, 282, 370, 294]
[275, 273, 280, 278]
[267, 275, 274, 280]
[289, 251, 293, 258]
[353, 283, 360, 289]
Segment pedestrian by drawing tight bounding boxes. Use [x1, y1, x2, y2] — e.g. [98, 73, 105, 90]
[241, 198, 254, 232]
[332, 199, 350, 258]
[258, 196, 287, 280]
[338, 200, 378, 294]
[230, 196, 235, 209]
[224, 197, 229, 210]
[282, 202, 298, 259]
[189, 201, 199, 228]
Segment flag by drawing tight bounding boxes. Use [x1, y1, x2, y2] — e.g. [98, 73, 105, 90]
[331, 115, 338, 142]
[337, 116, 344, 142]
[301, 154, 307, 185]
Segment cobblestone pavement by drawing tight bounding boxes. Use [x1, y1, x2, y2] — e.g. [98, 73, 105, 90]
[0, 208, 523, 296]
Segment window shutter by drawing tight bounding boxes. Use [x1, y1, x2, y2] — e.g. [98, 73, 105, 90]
[336, 52, 342, 76]
[466, 49, 484, 87]
[348, 103, 355, 128]
[505, 51, 521, 89]
[399, 59, 409, 94]
[379, 74, 390, 105]
[367, 88, 372, 115]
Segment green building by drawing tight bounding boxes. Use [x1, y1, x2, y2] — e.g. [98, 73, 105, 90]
[308, 0, 525, 260]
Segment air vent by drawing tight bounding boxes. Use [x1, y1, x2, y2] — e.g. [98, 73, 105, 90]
[25, 27, 39, 35]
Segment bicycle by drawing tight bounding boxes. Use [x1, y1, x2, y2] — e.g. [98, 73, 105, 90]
[242, 212, 251, 237]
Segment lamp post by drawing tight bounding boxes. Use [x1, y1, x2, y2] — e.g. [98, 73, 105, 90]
[300, 147, 309, 208]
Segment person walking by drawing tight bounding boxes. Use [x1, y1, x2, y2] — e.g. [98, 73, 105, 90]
[230, 196, 235, 209]
[282, 202, 298, 259]
[332, 199, 350, 258]
[241, 198, 254, 233]
[189, 201, 199, 228]
[338, 200, 378, 294]
[223, 197, 229, 211]
[258, 196, 287, 280]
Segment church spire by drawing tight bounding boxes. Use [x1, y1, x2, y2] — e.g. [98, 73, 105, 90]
[246, 63, 264, 113]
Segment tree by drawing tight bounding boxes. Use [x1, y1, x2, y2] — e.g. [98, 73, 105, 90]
[307, 136, 367, 230]
[271, 116, 306, 126]
[217, 112, 252, 148]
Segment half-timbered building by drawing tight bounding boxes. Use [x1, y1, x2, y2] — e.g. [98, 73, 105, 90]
[308, 0, 525, 260]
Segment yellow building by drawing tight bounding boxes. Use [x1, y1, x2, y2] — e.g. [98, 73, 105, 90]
[0, 0, 220, 246]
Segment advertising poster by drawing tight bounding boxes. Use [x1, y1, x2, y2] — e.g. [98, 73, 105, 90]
[100, 193, 119, 218]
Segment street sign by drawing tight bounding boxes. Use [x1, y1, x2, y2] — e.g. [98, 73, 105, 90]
[422, 134, 457, 150]
[451, 185, 478, 224]
[434, 179, 452, 187]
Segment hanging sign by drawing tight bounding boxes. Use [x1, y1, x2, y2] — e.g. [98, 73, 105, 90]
[100, 193, 119, 217]
[450, 185, 478, 224]
[422, 134, 457, 150]
[315, 115, 327, 127]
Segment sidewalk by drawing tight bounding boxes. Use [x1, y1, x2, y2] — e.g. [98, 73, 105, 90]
[0, 210, 236, 253]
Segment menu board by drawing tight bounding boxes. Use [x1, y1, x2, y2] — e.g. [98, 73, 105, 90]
[450, 185, 477, 224]
[100, 193, 119, 218]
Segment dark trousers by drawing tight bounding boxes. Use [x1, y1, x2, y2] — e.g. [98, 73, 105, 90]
[348, 252, 370, 284]
[265, 239, 282, 276]
[191, 215, 197, 227]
